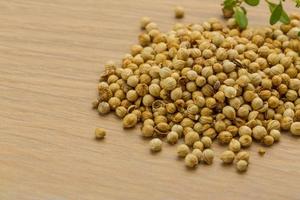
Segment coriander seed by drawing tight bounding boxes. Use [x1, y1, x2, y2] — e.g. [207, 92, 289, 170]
[263, 135, 274, 146]
[193, 141, 204, 151]
[220, 150, 235, 164]
[236, 151, 250, 162]
[150, 138, 162, 152]
[252, 125, 267, 140]
[290, 122, 300, 136]
[140, 17, 151, 29]
[177, 144, 190, 158]
[174, 6, 184, 19]
[185, 131, 200, 146]
[236, 160, 248, 172]
[185, 153, 198, 168]
[167, 131, 179, 144]
[123, 113, 138, 128]
[192, 149, 203, 161]
[95, 128, 106, 139]
[229, 139, 241, 153]
[142, 125, 154, 137]
[203, 149, 214, 165]
[98, 102, 110, 114]
[258, 147, 266, 156]
[201, 136, 212, 148]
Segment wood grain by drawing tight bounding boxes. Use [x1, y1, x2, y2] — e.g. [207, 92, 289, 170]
[0, 0, 300, 199]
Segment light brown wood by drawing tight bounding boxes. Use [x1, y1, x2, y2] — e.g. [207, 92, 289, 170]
[1, 0, 300, 199]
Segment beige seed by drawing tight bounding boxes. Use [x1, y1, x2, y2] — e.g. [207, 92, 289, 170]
[201, 136, 212, 148]
[269, 129, 281, 141]
[177, 144, 190, 158]
[239, 135, 252, 147]
[123, 113, 138, 128]
[174, 6, 185, 19]
[220, 150, 235, 164]
[239, 125, 252, 136]
[252, 97, 264, 110]
[141, 125, 154, 137]
[140, 17, 151, 29]
[224, 86, 237, 98]
[185, 131, 200, 146]
[192, 149, 203, 161]
[222, 106, 236, 120]
[172, 124, 183, 137]
[115, 106, 127, 118]
[95, 128, 106, 139]
[290, 122, 300, 136]
[258, 147, 266, 156]
[263, 135, 274, 146]
[252, 125, 267, 140]
[193, 141, 204, 151]
[150, 138, 162, 152]
[236, 160, 248, 172]
[161, 77, 177, 90]
[217, 131, 232, 144]
[229, 139, 241, 153]
[167, 131, 179, 144]
[203, 149, 214, 164]
[185, 153, 198, 168]
[236, 151, 250, 162]
[98, 102, 110, 114]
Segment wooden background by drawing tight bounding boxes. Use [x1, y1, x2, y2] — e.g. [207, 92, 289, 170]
[1, 0, 300, 199]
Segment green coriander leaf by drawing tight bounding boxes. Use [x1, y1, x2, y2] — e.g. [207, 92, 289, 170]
[280, 9, 290, 24]
[234, 7, 248, 29]
[267, 1, 277, 12]
[296, 0, 300, 7]
[241, 6, 247, 14]
[245, 0, 260, 6]
[298, 31, 300, 36]
[270, 3, 282, 25]
[223, 0, 237, 9]
[268, 1, 290, 25]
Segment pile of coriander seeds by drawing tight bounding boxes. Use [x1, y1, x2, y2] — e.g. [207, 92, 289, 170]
[94, 12, 300, 172]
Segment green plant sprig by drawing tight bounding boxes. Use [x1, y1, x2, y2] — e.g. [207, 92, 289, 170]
[222, 0, 299, 30]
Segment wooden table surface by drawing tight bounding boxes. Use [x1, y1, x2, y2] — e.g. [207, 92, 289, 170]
[1, 0, 300, 199]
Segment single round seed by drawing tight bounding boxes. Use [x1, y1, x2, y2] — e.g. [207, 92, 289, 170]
[192, 149, 203, 161]
[239, 135, 252, 147]
[185, 153, 198, 168]
[220, 150, 235, 164]
[258, 147, 266, 156]
[228, 139, 241, 153]
[98, 102, 110, 114]
[202, 149, 214, 165]
[236, 151, 250, 162]
[224, 86, 237, 98]
[95, 128, 106, 139]
[167, 131, 179, 144]
[141, 125, 154, 137]
[252, 125, 267, 140]
[269, 129, 281, 141]
[174, 6, 185, 19]
[123, 113, 138, 128]
[185, 131, 200, 146]
[140, 16, 151, 29]
[149, 138, 162, 152]
[236, 160, 248, 172]
[201, 136, 212, 148]
[263, 135, 274, 146]
[290, 122, 300, 136]
[177, 144, 190, 158]
[193, 141, 204, 151]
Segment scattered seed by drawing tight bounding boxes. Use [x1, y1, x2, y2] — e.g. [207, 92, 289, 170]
[95, 128, 106, 139]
